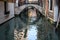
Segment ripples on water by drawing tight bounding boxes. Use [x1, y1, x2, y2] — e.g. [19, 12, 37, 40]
[13, 15, 58, 40]
[0, 8, 59, 40]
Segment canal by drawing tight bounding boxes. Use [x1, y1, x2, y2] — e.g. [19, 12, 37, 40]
[0, 7, 59, 40]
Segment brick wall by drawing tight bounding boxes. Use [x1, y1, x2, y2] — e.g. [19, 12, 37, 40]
[45, 0, 48, 16]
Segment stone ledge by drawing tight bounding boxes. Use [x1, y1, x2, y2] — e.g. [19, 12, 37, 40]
[0, 14, 14, 25]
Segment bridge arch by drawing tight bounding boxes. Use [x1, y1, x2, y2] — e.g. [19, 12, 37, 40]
[17, 4, 44, 15]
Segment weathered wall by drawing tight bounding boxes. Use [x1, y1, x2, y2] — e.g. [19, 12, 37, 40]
[8, 3, 14, 14]
[0, 0, 14, 14]
[54, 0, 58, 22]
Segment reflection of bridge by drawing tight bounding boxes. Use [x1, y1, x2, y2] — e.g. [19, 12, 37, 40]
[15, 4, 45, 15]
[15, 4, 60, 27]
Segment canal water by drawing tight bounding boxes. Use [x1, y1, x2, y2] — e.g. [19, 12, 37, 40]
[0, 8, 59, 40]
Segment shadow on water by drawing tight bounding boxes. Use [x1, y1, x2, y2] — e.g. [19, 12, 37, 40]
[55, 24, 60, 40]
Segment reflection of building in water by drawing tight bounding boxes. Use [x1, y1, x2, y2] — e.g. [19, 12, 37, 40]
[37, 25, 47, 40]
[28, 8, 37, 23]
[28, 8, 37, 18]
[14, 29, 28, 40]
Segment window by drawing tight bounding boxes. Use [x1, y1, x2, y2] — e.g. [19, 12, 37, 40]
[50, 0, 52, 10]
[49, 0, 53, 10]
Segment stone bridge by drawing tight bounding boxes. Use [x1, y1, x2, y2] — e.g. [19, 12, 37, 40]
[15, 4, 45, 15]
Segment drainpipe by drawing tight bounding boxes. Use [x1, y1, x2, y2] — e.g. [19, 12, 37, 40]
[4, 0, 10, 14]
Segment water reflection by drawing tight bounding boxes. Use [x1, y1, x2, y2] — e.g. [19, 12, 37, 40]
[0, 7, 59, 40]
[14, 15, 58, 40]
[0, 18, 15, 40]
[27, 25, 37, 40]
